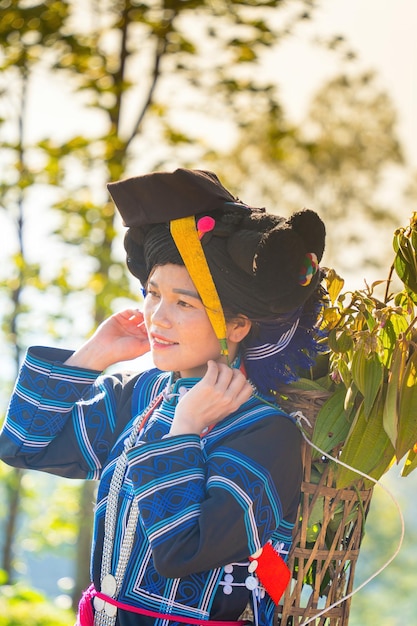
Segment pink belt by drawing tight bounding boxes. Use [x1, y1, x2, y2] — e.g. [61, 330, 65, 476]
[77, 584, 248, 626]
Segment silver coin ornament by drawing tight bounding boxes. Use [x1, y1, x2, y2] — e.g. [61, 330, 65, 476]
[104, 602, 117, 618]
[93, 596, 105, 611]
[101, 573, 117, 597]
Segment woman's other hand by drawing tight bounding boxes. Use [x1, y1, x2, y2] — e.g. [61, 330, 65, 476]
[169, 360, 253, 436]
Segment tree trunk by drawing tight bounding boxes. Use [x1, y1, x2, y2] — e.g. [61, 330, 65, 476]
[2, 468, 24, 582]
[72, 480, 97, 610]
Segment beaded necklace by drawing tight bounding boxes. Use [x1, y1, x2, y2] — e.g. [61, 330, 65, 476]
[93, 391, 164, 625]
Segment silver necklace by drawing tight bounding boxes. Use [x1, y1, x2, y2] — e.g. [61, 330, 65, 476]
[93, 392, 164, 625]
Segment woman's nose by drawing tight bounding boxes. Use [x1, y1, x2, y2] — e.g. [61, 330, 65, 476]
[150, 300, 171, 327]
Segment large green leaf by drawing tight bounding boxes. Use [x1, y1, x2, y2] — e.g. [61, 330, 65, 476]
[396, 351, 417, 460]
[382, 338, 408, 447]
[336, 393, 394, 488]
[393, 229, 417, 298]
[312, 385, 352, 454]
[351, 348, 383, 418]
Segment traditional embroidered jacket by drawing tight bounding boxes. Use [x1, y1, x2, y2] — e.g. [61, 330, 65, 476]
[0, 347, 302, 626]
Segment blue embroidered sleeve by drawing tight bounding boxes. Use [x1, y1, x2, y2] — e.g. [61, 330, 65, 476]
[126, 413, 302, 578]
[0, 346, 138, 479]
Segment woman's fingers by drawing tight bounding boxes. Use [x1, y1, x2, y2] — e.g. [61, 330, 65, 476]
[114, 309, 148, 335]
[203, 361, 253, 412]
[172, 362, 254, 436]
[209, 362, 251, 393]
[206, 360, 234, 388]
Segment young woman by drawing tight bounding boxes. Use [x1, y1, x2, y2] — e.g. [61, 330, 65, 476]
[0, 169, 326, 626]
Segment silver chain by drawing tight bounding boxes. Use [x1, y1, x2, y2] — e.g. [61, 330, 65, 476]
[94, 392, 163, 626]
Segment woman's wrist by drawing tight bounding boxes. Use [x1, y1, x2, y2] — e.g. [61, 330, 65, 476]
[169, 415, 202, 436]
[64, 340, 113, 371]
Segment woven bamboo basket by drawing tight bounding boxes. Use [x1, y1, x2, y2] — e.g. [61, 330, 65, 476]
[274, 387, 374, 626]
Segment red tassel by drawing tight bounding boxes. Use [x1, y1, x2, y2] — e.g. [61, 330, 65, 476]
[76, 583, 96, 626]
[249, 543, 291, 604]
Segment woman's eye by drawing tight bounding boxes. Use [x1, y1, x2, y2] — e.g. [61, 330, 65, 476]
[146, 289, 159, 299]
[177, 299, 192, 308]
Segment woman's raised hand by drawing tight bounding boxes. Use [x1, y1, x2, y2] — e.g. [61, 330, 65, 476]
[169, 360, 253, 436]
[64, 309, 150, 371]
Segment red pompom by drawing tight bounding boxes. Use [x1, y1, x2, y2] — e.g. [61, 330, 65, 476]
[197, 216, 216, 238]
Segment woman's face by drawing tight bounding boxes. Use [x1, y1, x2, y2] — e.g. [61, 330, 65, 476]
[143, 264, 237, 378]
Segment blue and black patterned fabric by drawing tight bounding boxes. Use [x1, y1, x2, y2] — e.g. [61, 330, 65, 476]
[0, 346, 302, 626]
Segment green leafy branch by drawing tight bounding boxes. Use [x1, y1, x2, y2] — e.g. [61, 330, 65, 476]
[306, 212, 417, 488]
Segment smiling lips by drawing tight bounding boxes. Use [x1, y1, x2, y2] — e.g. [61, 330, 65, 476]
[150, 333, 178, 348]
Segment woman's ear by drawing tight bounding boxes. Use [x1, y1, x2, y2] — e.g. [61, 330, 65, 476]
[226, 315, 252, 344]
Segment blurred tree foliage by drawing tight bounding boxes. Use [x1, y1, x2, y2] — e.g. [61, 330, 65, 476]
[0, 578, 75, 626]
[208, 68, 404, 273]
[0, 0, 414, 618]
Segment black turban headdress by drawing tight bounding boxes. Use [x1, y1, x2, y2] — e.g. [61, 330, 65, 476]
[107, 168, 326, 395]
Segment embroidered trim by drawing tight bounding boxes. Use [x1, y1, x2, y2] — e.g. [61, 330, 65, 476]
[244, 319, 299, 360]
